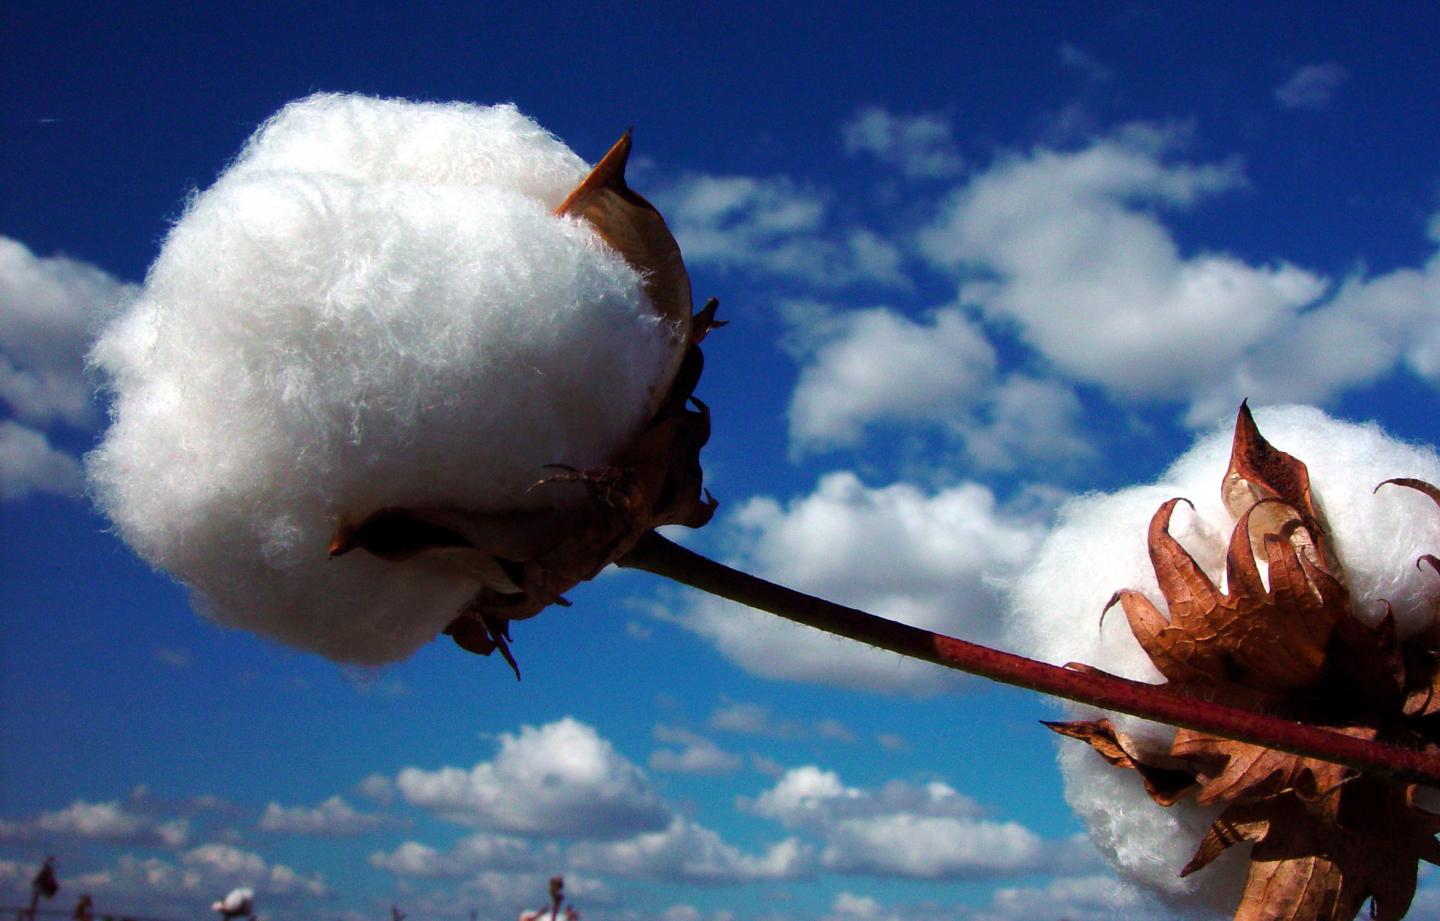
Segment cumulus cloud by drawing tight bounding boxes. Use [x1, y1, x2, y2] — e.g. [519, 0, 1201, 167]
[649, 725, 743, 775]
[182, 844, 329, 897]
[742, 767, 1054, 881]
[678, 472, 1047, 693]
[61, 845, 328, 917]
[0, 419, 83, 500]
[369, 832, 538, 878]
[395, 717, 669, 838]
[1004, 406, 1440, 907]
[1183, 232, 1440, 425]
[257, 795, 388, 836]
[970, 873, 1163, 921]
[841, 106, 964, 179]
[784, 303, 995, 451]
[0, 799, 189, 848]
[567, 817, 810, 884]
[652, 174, 907, 287]
[707, 701, 807, 738]
[782, 302, 1092, 468]
[922, 125, 1318, 401]
[0, 237, 133, 427]
[920, 123, 1440, 425]
[822, 891, 909, 921]
[1275, 62, 1348, 110]
[356, 773, 395, 805]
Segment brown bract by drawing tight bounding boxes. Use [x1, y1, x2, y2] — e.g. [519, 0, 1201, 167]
[328, 133, 718, 678]
[1051, 403, 1440, 921]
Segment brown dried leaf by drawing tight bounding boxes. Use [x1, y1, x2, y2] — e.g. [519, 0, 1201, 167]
[1118, 497, 1347, 693]
[556, 131, 692, 416]
[1188, 783, 1436, 921]
[1170, 725, 1367, 819]
[1044, 719, 1198, 805]
[1224, 401, 1333, 571]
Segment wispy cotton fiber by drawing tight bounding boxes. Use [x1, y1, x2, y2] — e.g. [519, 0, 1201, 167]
[87, 94, 675, 664]
[1004, 405, 1440, 908]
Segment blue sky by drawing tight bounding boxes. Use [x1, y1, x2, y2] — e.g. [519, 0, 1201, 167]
[3, 3, 1440, 920]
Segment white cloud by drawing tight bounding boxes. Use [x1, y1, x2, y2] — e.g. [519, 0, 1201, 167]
[1184, 240, 1440, 425]
[679, 472, 1047, 694]
[0, 420, 82, 500]
[567, 817, 810, 883]
[955, 374, 1096, 472]
[841, 107, 964, 179]
[395, 717, 669, 838]
[356, 773, 396, 805]
[153, 647, 192, 668]
[653, 174, 907, 287]
[822, 891, 909, 921]
[369, 832, 538, 878]
[707, 701, 807, 738]
[747, 767, 982, 829]
[0, 237, 133, 426]
[1059, 44, 1114, 84]
[785, 304, 996, 452]
[649, 724, 743, 775]
[820, 813, 1042, 879]
[814, 719, 856, 743]
[782, 302, 1092, 468]
[969, 874, 1162, 921]
[920, 124, 1440, 425]
[182, 844, 329, 897]
[1275, 62, 1348, 110]
[257, 795, 387, 836]
[922, 125, 1323, 401]
[0, 799, 189, 848]
[743, 767, 1049, 882]
[63, 845, 329, 916]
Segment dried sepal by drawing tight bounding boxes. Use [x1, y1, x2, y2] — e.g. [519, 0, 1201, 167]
[1169, 725, 1367, 817]
[1044, 719, 1198, 805]
[1111, 497, 1347, 695]
[556, 131, 693, 416]
[1224, 401, 1333, 572]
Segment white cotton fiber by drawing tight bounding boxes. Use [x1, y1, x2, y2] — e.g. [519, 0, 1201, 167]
[87, 94, 675, 664]
[1004, 405, 1440, 900]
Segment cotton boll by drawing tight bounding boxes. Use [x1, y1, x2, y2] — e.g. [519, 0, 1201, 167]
[1057, 745, 1240, 919]
[88, 94, 677, 665]
[1005, 405, 1440, 895]
[229, 94, 589, 208]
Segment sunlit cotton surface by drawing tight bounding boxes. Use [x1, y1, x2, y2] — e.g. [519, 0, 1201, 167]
[87, 94, 674, 665]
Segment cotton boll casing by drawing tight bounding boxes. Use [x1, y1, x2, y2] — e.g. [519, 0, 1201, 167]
[88, 94, 689, 665]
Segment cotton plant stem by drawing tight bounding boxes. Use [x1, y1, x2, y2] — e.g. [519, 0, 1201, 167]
[618, 530, 1440, 787]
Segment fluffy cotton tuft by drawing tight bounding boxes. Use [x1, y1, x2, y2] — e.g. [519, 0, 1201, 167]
[87, 94, 674, 664]
[1005, 405, 1440, 903]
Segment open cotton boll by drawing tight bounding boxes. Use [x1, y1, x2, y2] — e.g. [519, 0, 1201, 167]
[87, 94, 678, 665]
[1004, 405, 1440, 899]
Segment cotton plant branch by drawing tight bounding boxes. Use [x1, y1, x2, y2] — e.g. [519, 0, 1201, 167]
[618, 530, 1440, 787]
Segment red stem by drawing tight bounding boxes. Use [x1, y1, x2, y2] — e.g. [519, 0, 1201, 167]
[618, 531, 1440, 786]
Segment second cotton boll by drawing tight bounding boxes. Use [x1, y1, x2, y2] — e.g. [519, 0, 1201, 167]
[87, 94, 678, 665]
